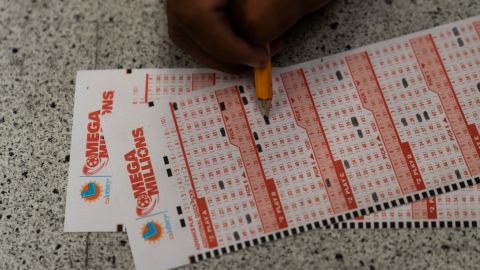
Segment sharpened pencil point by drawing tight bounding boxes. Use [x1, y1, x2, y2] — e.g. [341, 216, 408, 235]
[259, 99, 272, 118]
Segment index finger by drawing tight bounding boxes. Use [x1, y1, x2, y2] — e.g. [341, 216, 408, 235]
[182, 10, 269, 68]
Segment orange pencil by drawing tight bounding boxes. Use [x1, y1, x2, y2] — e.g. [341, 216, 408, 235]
[254, 44, 273, 117]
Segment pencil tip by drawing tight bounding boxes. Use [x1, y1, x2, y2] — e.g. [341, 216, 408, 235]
[258, 99, 272, 118]
[261, 108, 270, 118]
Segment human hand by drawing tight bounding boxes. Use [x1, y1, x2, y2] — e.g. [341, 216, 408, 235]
[229, 0, 331, 45]
[166, 0, 270, 74]
[166, 0, 331, 74]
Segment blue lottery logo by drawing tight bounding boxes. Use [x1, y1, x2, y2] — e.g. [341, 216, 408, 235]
[80, 182, 101, 202]
[142, 221, 163, 242]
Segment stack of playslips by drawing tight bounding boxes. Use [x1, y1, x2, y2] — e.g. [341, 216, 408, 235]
[64, 16, 480, 270]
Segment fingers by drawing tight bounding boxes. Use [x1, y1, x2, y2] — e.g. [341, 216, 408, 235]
[270, 37, 285, 56]
[166, 0, 270, 73]
[169, 20, 250, 74]
[180, 10, 269, 68]
[166, 0, 331, 73]
[228, 0, 295, 44]
[229, 0, 331, 45]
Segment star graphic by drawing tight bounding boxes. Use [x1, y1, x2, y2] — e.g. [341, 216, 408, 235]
[137, 148, 147, 156]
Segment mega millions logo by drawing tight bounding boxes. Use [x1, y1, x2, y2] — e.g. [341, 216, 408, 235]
[83, 91, 115, 175]
[141, 221, 164, 243]
[124, 127, 160, 218]
[80, 181, 102, 202]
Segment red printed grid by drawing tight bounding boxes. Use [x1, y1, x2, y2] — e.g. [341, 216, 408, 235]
[157, 78, 476, 256]
[352, 185, 480, 225]
[131, 71, 241, 105]
[99, 17, 480, 270]
[165, 89, 265, 248]
[344, 18, 480, 226]
[122, 18, 479, 240]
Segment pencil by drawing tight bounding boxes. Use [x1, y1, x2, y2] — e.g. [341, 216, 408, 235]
[254, 44, 273, 117]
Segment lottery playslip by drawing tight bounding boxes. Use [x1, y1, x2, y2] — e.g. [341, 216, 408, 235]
[64, 68, 240, 232]
[64, 15, 480, 269]
[98, 15, 480, 270]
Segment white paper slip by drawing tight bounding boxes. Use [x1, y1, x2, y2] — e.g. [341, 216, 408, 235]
[101, 51, 479, 269]
[340, 185, 480, 229]
[276, 15, 480, 229]
[64, 69, 239, 232]
[70, 70, 480, 233]
[67, 14, 480, 235]
[64, 70, 129, 232]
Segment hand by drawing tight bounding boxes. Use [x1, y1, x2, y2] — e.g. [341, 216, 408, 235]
[166, 0, 269, 74]
[166, 0, 331, 74]
[229, 0, 331, 45]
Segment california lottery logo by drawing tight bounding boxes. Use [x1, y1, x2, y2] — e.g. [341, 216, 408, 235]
[82, 90, 114, 176]
[142, 221, 164, 243]
[80, 181, 102, 202]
